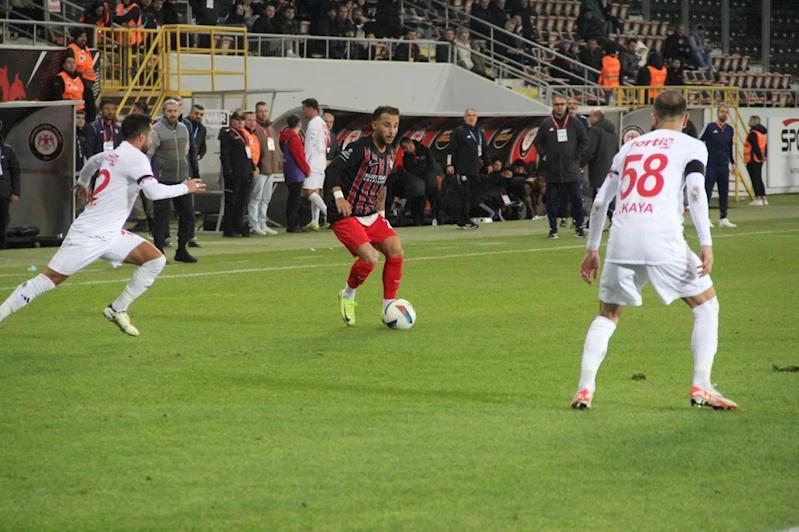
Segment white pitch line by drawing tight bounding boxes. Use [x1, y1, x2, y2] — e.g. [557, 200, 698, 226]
[0, 228, 796, 291]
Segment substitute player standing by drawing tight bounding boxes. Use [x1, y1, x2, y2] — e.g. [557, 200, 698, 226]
[327, 106, 403, 326]
[571, 91, 738, 411]
[0, 115, 205, 336]
[302, 98, 330, 230]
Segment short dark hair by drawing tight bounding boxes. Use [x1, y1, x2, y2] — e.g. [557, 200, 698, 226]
[133, 100, 149, 114]
[302, 98, 319, 111]
[191, 103, 204, 111]
[122, 114, 152, 140]
[653, 90, 687, 121]
[626, 38, 637, 45]
[76, 109, 86, 116]
[286, 114, 300, 129]
[399, 137, 413, 146]
[99, 98, 115, 109]
[512, 159, 525, 167]
[372, 105, 400, 121]
[255, 101, 267, 108]
[491, 156, 503, 164]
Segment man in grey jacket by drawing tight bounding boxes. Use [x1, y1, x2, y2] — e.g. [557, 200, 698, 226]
[148, 100, 198, 263]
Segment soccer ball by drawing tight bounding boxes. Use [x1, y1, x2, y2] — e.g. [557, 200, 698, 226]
[383, 299, 416, 330]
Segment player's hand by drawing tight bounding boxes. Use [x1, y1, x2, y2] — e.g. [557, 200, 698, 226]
[71, 184, 91, 201]
[698, 245, 713, 277]
[580, 250, 600, 285]
[335, 198, 351, 217]
[10, 194, 19, 203]
[183, 179, 207, 194]
[730, 164, 737, 175]
[446, 165, 454, 175]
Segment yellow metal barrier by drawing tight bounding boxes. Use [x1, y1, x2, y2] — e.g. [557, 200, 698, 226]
[98, 25, 249, 116]
[613, 85, 740, 109]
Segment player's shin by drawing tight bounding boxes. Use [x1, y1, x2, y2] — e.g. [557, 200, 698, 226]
[110, 255, 167, 313]
[691, 297, 719, 389]
[0, 274, 57, 323]
[382, 257, 403, 311]
[577, 316, 617, 393]
[308, 192, 327, 216]
[344, 259, 376, 300]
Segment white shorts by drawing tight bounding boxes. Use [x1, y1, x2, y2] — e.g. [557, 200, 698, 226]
[302, 172, 325, 190]
[598, 244, 713, 306]
[48, 230, 147, 276]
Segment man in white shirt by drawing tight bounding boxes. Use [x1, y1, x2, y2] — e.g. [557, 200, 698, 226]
[0, 115, 205, 336]
[302, 98, 330, 230]
[571, 90, 738, 411]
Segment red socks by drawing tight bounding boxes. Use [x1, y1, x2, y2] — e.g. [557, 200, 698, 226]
[347, 259, 375, 289]
[382, 257, 403, 299]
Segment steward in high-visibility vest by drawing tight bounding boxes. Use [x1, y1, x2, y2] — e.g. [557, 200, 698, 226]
[634, 52, 667, 100]
[598, 51, 621, 93]
[53, 56, 85, 110]
[113, 0, 143, 45]
[744, 124, 767, 163]
[66, 29, 98, 121]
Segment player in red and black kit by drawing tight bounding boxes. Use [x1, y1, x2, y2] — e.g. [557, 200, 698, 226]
[326, 106, 403, 327]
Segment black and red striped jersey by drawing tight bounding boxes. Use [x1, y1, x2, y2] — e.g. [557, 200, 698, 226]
[325, 136, 397, 223]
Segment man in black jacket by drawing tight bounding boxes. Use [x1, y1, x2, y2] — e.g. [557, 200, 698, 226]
[0, 135, 21, 250]
[436, 28, 455, 63]
[533, 95, 589, 238]
[399, 137, 440, 226]
[188, 104, 208, 161]
[581, 109, 618, 196]
[446, 109, 485, 230]
[220, 111, 256, 237]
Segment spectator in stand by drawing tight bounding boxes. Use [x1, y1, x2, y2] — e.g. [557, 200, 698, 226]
[619, 38, 639, 83]
[323, 112, 340, 163]
[700, 106, 737, 228]
[113, 0, 143, 41]
[398, 137, 440, 225]
[53, 56, 89, 115]
[396, 30, 427, 62]
[471, 43, 494, 79]
[689, 24, 712, 71]
[598, 44, 621, 104]
[280, 115, 311, 233]
[351, 7, 375, 38]
[745, 115, 768, 206]
[578, 37, 603, 83]
[335, 4, 355, 35]
[66, 29, 97, 123]
[188, 104, 207, 161]
[497, 20, 525, 64]
[599, 0, 620, 34]
[512, 0, 537, 23]
[84, 99, 122, 157]
[456, 31, 480, 76]
[520, 13, 540, 42]
[148, 100, 198, 262]
[437, 27, 456, 62]
[532, 95, 588, 239]
[375, 0, 402, 38]
[0, 133, 21, 250]
[140, 0, 161, 28]
[665, 57, 684, 86]
[636, 51, 667, 102]
[276, 5, 299, 35]
[579, 0, 605, 25]
[489, 0, 509, 28]
[663, 24, 693, 66]
[580, 108, 617, 203]
[220, 111, 256, 237]
[249, 102, 282, 235]
[75, 110, 87, 174]
[225, 2, 248, 27]
[577, 8, 604, 42]
[251, 3, 277, 34]
[312, 4, 338, 56]
[634, 39, 649, 68]
[469, 0, 492, 38]
[80, 0, 110, 29]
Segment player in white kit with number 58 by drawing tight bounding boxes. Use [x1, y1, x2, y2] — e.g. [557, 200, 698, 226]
[0, 115, 205, 336]
[571, 91, 738, 411]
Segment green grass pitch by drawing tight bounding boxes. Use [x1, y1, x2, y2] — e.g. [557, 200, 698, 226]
[1, 196, 798, 530]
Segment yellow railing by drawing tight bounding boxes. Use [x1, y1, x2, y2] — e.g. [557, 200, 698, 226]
[98, 25, 249, 116]
[613, 85, 740, 109]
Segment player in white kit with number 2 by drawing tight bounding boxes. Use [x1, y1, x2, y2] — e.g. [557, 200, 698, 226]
[571, 91, 738, 411]
[0, 115, 205, 336]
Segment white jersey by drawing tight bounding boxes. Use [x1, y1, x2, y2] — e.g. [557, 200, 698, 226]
[603, 129, 708, 265]
[305, 115, 329, 174]
[71, 142, 154, 238]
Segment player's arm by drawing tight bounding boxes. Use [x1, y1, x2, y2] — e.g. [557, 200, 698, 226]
[581, 153, 623, 284]
[326, 142, 364, 217]
[139, 175, 205, 199]
[685, 159, 714, 276]
[377, 186, 387, 217]
[72, 152, 110, 201]
[728, 127, 736, 173]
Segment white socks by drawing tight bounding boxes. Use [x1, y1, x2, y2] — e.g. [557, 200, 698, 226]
[383, 299, 395, 312]
[308, 192, 327, 225]
[0, 274, 57, 323]
[111, 256, 167, 313]
[691, 297, 719, 389]
[343, 285, 357, 301]
[577, 316, 617, 393]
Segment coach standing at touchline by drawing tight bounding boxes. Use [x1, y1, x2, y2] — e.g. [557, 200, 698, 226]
[0, 134, 21, 250]
[446, 108, 485, 230]
[700, 105, 737, 228]
[533, 94, 589, 239]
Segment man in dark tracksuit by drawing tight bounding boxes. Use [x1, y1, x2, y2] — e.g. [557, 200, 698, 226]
[533, 96, 589, 238]
[700, 106, 737, 227]
[581, 109, 618, 227]
[400, 137, 440, 226]
[0, 136, 21, 250]
[220, 111, 255, 238]
[446, 109, 485, 229]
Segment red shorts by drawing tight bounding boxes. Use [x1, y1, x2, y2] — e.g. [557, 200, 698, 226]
[331, 215, 398, 256]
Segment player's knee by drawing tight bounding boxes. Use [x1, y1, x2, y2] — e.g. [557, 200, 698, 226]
[362, 251, 379, 267]
[389, 244, 404, 259]
[147, 254, 167, 274]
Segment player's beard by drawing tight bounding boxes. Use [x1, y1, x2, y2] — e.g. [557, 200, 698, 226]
[141, 140, 152, 153]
